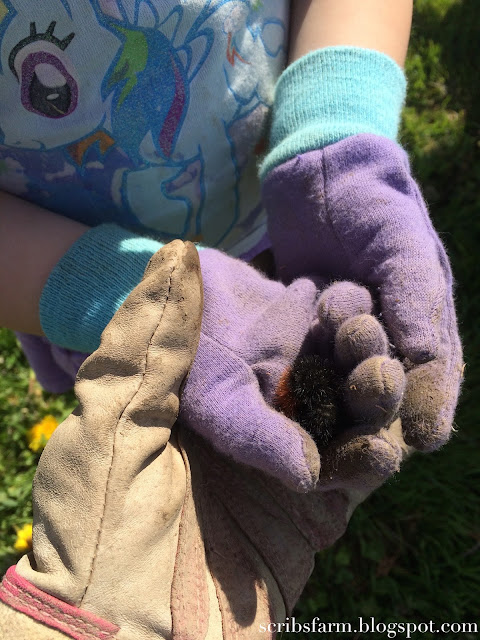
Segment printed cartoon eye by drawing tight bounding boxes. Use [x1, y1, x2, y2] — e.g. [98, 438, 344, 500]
[9, 21, 77, 119]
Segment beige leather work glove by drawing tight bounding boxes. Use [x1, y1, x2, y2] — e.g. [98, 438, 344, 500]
[0, 239, 204, 640]
[0, 241, 411, 639]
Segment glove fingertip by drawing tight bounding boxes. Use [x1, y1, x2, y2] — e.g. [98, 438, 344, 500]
[345, 356, 406, 430]
[401, 404, 453, 451]
[400, 341, 437, 365]
[334, 314, 388, 372]
[382, 307, 439, 364]
[258, 419, 320, 493]
[316, 428, 403, 492]
[295, 428, 321, 492]
[401, 359, 462, 451]
[317, 282, 373, 334]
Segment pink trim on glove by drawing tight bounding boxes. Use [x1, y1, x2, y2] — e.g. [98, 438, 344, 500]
[0, 566, 119, 640]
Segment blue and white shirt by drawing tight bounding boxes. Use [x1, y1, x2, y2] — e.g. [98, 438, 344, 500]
[0, 0, 289, 255]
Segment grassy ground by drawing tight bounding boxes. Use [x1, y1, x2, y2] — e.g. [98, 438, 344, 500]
[1, 0, 479, 637]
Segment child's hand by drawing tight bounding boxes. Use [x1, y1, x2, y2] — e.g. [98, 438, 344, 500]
[262, 133, 463, 452]
[19, 222, 408, 493]
[179, 248, 406, 492]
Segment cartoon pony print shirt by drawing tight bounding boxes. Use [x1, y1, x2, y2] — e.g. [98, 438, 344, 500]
[0, 0, 288, 256]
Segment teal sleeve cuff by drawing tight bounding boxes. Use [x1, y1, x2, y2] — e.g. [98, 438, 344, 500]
[259, 46, 407, 179]
[39, 224, 163, 353]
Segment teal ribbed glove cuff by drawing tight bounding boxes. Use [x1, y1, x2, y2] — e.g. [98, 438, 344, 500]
[39, 224, 163, 353]
[259, 46, 407, 179]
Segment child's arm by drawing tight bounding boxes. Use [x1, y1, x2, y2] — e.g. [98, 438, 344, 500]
[289, 0, 412, 66]
[0, 195, 162, 350]
[0, 192, 88, 335]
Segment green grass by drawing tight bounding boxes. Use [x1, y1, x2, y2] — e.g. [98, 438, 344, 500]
[1, 0, 479, 636]
[0, 330, 76, 572]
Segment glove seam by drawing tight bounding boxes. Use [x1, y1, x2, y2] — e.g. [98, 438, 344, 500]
[211, 487, 295, 613]
[411, 183, 444, 355]
[2, 590, 109, 639]
[0, 567, 119, 639]
[254, 475, 320, 552]
[321, 148, 354, 275]
[78, 258, 177, 607]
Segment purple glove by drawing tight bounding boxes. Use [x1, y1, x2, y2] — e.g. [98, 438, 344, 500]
[15, 332, 88, 394]
[15, 241, 406, 492]
[179, 249, 406, 492]
[262, 133, 463, 451]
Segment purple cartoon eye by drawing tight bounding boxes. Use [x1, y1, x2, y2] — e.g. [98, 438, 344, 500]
[9, 21, 77, 119]
[20, 51, 77, 118]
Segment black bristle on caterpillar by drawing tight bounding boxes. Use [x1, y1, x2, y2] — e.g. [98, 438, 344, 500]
[274, 354, 346, 448]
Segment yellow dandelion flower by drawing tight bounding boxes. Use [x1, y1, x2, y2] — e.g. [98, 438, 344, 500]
[14, 523, 33, 553]
[27, 414, 58, 452]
